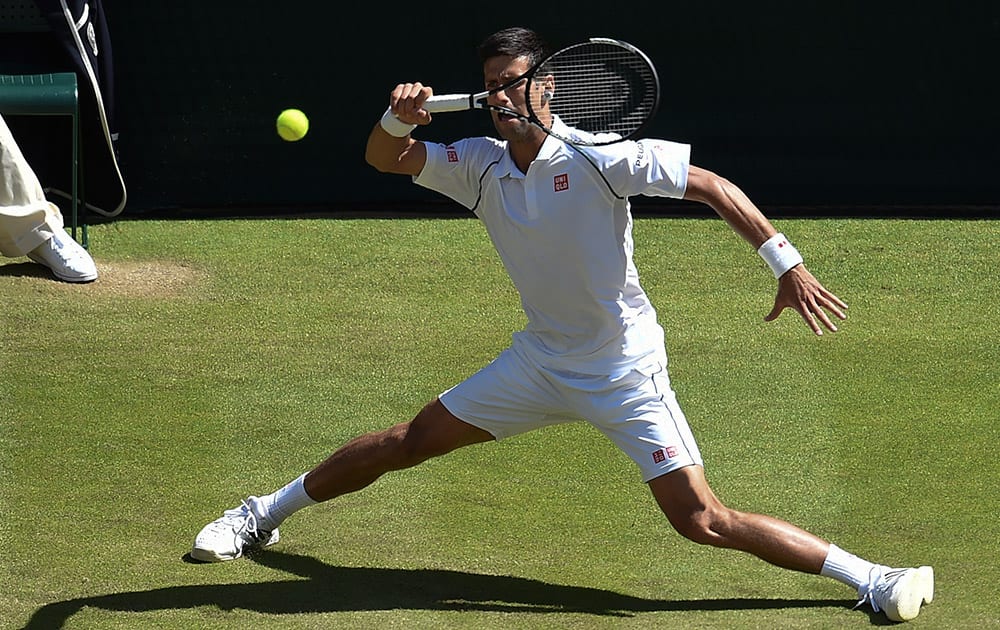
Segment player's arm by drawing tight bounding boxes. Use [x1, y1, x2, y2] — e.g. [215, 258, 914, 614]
[683, 165, 848, 335]
[365, 82, 434, 176]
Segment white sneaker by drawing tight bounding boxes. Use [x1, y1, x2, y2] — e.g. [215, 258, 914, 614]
[27, 229, 98, 283]
[191, 497, 280, 562]
[860, 565, 934, 622]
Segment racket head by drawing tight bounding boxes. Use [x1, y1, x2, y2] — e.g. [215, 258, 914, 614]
[524, 38, 661, 146]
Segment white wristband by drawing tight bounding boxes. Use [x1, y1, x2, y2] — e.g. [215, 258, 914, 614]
[379, 107, 417, 137]
[757, 233, 804, 278]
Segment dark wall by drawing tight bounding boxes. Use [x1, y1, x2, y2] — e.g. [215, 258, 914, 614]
[97, 1, 998, 214]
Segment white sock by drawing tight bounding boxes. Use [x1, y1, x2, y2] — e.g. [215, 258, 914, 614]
[821, 544, 882, 595]
[251, 473, 318, 531]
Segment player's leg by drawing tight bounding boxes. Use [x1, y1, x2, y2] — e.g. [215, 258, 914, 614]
[264, 343, 568, 527]
[584, 362, 933, 621]
[192, 344, 563, 562]
[303, 398, 494, 502]
[648, 464, 828, 572]
[648, 465, 934, 621]
[191, 399, 492, 562]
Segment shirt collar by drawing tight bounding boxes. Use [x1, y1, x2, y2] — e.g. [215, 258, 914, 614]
[493, 117, 568, 179]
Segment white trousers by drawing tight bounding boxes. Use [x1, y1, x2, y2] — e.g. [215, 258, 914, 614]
[0, 113, 64, 257]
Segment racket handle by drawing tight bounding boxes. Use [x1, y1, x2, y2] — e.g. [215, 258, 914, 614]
[423, 94, 475, 113]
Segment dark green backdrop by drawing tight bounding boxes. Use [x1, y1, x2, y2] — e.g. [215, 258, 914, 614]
[87, 2, 1000, 214]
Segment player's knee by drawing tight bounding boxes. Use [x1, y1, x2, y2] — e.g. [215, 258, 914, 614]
[668, 504, 731, 546]
[395, 399, 475, 464]
[392, 421, 439, 466]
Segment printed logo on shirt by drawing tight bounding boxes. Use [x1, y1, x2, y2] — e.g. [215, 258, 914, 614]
[634, 141, 646, 169]
[446, 145, 459, 163]
[649, 141, 670, 162]
[554, 173, 569, 192]
[651, 446, 679, 464]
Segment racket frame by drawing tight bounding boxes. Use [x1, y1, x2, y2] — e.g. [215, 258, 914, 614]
[422, 37, 660, 146]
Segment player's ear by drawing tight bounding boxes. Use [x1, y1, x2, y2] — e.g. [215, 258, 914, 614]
[542, 76, 555, 102]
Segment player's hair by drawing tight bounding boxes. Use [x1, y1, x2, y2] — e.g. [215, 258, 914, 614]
[477, 27, 550, 68]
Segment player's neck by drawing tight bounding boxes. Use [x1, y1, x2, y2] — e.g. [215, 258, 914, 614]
[507, 134, 546, 174]
[508, 146, 537, 174]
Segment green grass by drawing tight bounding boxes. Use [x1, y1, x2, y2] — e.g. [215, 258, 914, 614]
[1, 217, 997, 629]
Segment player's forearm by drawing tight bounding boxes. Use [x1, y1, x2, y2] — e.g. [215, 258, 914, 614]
[684, 166, 776, 248]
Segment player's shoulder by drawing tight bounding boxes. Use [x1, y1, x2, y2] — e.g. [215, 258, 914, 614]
[425, 136, 506, 166]
[577, 137, 689, 167]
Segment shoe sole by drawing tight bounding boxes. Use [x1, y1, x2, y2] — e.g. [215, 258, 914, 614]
[190, 547, 232, 563]
[190, 529, 280, 563]
[52, 270, 98, 283]
[888, 566, 935, 621]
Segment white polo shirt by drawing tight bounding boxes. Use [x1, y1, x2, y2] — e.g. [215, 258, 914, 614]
[414, 122, 690, 378]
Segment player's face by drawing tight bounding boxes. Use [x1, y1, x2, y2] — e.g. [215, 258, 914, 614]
[483, 55, 547, 143]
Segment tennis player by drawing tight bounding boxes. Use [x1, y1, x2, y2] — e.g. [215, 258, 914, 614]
[192, 27, 933, 622]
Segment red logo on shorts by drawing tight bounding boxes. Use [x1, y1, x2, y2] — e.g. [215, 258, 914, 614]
[554, 173, 569, 192]
[446, 146, 459, 163]
[652, 446, 679, 463]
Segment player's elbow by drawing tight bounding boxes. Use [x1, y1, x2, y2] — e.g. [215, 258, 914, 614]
[683, 166, 734, 206]
[365, 140, 394, 172]
[365, 137, 425, 176]
[365, 149, 393, 173]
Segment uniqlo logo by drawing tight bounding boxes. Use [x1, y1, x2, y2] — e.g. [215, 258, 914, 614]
[553, 173, 569, 192]
[652, 446, 679, 464]
[446, 146, 459, 163]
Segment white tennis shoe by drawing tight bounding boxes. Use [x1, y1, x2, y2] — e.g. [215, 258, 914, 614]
[27, 229, 98, 283]
[859, 565, 934, 622]
[191, 497, 279, 562]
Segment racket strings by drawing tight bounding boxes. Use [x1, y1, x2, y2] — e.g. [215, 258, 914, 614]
[538, 43, 658, 140]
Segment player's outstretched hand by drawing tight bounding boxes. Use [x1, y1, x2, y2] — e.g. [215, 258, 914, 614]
[765, 265, 848, 335]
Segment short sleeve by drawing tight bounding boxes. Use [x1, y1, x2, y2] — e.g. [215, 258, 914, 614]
[588, 139, 691, 199]
[414, 137, 504, 210]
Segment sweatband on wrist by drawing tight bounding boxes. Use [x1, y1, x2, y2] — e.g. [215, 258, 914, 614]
[379, 107, 417, 137]
[757, 232, 804, 278]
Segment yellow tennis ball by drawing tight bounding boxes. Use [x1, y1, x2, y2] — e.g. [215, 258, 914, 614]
[277, 108, 309, 141]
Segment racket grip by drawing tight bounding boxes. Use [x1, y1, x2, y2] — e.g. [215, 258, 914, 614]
[423, 94, 474, 113]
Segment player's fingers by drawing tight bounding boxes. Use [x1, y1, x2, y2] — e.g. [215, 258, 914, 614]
[820, 290, 849, 319]
[796, 300, 823, 336]
[388, 84, 403, 109]
[763, 300, 784, 322]
[829, 292, 849, 310]
[414, 85, 433, 108]
[399, 83, 421, 113]
[390, 83, 426, 116]
[817, 292, 848, 322]
[809, 297, 839, 333]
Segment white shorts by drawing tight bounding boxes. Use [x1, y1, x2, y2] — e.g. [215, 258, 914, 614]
[439, 343, 703, 482]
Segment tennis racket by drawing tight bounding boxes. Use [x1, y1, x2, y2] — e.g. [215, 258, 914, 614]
[421, 37, 660, 147]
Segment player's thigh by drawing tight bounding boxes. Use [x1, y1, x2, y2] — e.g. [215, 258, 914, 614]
[580, 363, 704, 482]
[439, 346, 573, 440]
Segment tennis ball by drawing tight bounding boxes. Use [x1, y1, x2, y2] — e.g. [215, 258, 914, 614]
[276, 108, 309, 142]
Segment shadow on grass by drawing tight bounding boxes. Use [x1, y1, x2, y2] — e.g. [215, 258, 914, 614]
[21, 550, 856, 628]
[0, 261, 53, 279]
